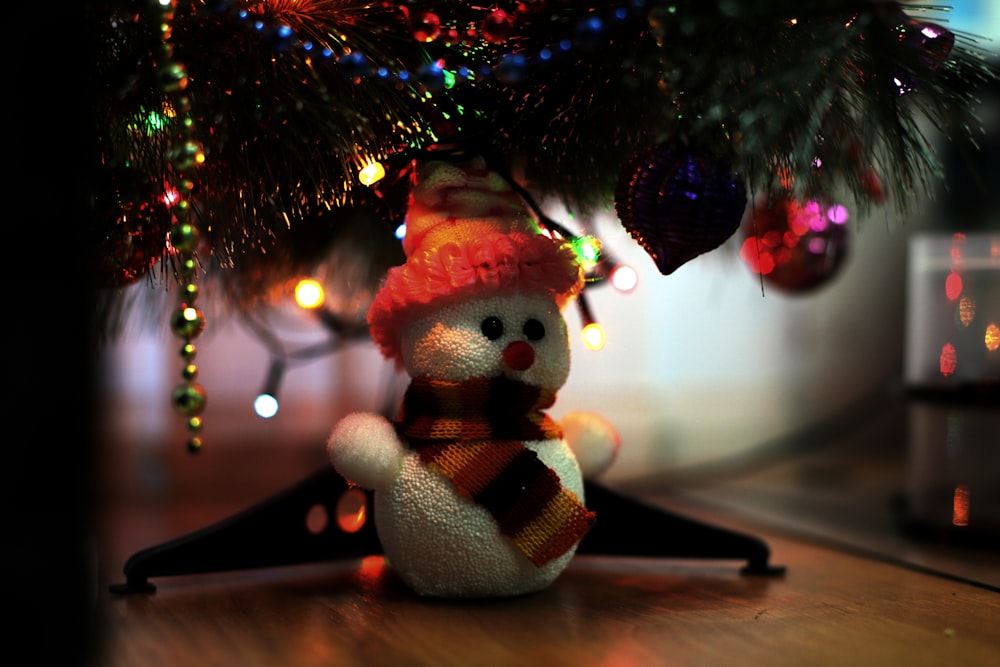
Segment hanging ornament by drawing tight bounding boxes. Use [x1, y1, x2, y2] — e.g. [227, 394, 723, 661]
[480, 9, 515, 43]
[739, 195, 850, 294]
[614, 143, 748, 275]
[410, 11, 441, 43]
[91, 166, 170, 288]
[894, 14, 955, 69]
[886, 8, 955, 95]
[96, 223, 165, 288]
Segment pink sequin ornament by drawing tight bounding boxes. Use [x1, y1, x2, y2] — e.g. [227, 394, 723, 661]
[740, 195, 850, 294]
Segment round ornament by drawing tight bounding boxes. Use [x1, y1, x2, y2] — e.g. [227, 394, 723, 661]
[92, 166, 170, 288]
[172, 382, 207, 415]
[895, 15, 955, 68]
[96, 224, 165, 288]
[615, 144, 748, 275]
[480, 9, 514, 43]
[411, 11, 441, 43]
[170, 304, 206, 338]
[739, 195, 850, 294]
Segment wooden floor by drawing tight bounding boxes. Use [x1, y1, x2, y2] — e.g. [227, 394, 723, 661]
[93, 476, 999, 667]
[90, 392, 1000, 667]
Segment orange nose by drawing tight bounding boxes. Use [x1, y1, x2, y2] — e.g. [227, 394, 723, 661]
[502, 340, 535, 371]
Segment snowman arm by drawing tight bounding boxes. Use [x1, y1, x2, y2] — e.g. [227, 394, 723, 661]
[327, 412, 405, 491]
[559, 410, 621, 480]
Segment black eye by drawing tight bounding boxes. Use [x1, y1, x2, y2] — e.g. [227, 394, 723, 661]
[481, 316, 504, 340]
[523, 318, 545, 341]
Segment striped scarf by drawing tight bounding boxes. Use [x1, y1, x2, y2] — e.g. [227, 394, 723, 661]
[396, 376, 595, 567]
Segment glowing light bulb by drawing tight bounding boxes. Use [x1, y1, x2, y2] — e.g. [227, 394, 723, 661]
[945, 272, 963, 301]
[359, 160, 386, 186]
[826, 203, 849, 225]
[162, 186, 180, 206]
[336, 487, 368, 533]
[573, 236, 602, 269]
[254, 393, 279, 419]
[295, 279, 325, 309]
[582, 322, 605, 351]
[610, 265, 638, 292]
[580, 238, 601, 262]
[958, 296, 976, 327]
[952, 484, 970, 527]
[939, 342, 957, 377]
[985, 323, 999, 352]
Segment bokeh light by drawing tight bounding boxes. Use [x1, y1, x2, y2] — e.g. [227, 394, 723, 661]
[985, 323, 999, 352]
[294, 278, 325, 309]
[945, 271, 963, 301]
[958, 295, 976, 327]
[358, 160, 386, 186]
[254, 393, 279, 419]
[582, 322, 606, 351]
[610, 264, 638, 292]
[939, 342, 957, 377]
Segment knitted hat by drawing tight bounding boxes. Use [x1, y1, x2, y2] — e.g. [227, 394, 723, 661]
[367, 157, 585, 365]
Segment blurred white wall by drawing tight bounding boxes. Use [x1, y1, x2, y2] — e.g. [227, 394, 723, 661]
[554, 204, 910, 484]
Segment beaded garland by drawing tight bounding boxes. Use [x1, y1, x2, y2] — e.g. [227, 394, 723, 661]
[151, 0, 208, 453]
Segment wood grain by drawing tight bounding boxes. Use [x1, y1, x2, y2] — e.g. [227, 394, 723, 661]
[96, 519, 999, 667]
[94, 420, 999, 667]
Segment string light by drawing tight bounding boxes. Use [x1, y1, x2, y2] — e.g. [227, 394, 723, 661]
[573, 235, 602, 269]
[254, 393, 279, 419]
[609, 264, 639, 292]
[575, 293, 606, 351]
[294, 278, 325, 309]
[240, 297, 373, 422]
[582, 322, 606, 351]
[209, 0, 642, 92]
[253, 360, 284, 419]
[358, 160, 386, 186]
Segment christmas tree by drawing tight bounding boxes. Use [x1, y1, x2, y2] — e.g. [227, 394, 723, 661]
[86, 0, 996, 449]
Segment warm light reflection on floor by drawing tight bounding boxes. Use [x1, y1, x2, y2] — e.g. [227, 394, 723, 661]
[952, 484, 970, 527]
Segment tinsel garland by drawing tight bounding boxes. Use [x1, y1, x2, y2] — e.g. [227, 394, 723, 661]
[89, 0, 996, 325]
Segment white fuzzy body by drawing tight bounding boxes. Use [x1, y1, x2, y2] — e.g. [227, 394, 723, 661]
[328, 292, 617, 597]
[375, 438, 583, 598]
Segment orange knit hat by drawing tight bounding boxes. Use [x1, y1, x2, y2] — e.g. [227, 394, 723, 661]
[367, 157, 585, 365]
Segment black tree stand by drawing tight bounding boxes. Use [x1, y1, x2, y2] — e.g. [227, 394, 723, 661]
[109, 467, 785, 594]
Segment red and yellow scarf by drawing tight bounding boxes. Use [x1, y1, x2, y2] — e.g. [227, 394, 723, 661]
[396, 376, 595, 567]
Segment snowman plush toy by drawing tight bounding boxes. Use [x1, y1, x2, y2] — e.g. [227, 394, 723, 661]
[328, 156, 620, 598]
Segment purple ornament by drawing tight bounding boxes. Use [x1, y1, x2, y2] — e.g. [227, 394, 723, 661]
[615, 144, 748, 275]
[889, 10, 955, 95]
[898, 18, 955, 68]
